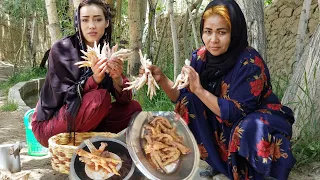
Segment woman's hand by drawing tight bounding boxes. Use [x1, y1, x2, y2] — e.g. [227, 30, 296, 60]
[91, 56, 108, 84]
[139, 65, 163, 83]
[107, 58, 124, 86]
[182, 66, 203, 94]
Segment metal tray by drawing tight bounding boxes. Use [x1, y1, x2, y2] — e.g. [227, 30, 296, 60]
[126, 111, 200, 180]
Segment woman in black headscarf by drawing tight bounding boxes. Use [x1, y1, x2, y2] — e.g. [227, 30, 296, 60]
[31, 0, 142, 148]
[142, 0, 296, 179]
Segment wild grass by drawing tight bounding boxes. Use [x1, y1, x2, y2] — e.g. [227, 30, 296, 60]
[0, 101, 18, 111]
[273, 71, 320, 168]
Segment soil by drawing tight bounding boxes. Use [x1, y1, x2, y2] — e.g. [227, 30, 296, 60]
[0, 90, 319, 180]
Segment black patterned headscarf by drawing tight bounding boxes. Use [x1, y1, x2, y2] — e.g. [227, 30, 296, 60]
[199, 0, 248, 96]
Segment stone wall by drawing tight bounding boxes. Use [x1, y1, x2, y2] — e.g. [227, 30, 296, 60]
[264, 0, 319, 82]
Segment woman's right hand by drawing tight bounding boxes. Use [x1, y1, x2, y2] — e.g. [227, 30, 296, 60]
[139, 65, 163, 83]
[91, 56, 108, 84]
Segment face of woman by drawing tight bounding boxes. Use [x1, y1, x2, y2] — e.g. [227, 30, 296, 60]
[202, 15, 231, 56]
[80, 4, 109, 47]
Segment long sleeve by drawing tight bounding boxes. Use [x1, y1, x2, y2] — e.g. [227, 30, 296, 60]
[113, 74, 132, 104]
[218, 51, 268, 123]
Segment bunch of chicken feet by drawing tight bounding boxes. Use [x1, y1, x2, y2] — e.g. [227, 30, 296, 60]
[74, 41, 133, 73]
[123, 50, 159, 100]
[142, 116, 191, 173]
[172, 59, 191, 90]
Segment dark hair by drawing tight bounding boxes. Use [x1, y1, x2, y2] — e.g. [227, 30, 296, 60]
[78, 0, 112, 45]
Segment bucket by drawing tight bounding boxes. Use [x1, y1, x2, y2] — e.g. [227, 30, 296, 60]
[0, 142, 24, 173]
[23, 109, 48, 156]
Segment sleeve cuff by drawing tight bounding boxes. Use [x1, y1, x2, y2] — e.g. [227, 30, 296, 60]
[83, 76, 99, 93]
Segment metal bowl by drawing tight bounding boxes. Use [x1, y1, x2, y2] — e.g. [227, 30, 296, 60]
[69, 137, 135, 180]
[126, 111, 200, 180]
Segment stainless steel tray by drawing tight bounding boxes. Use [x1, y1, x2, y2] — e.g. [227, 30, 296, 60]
[126, 111, 200, 180]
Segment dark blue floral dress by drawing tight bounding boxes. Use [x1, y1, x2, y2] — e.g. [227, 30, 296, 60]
[174, 46, 296, 180]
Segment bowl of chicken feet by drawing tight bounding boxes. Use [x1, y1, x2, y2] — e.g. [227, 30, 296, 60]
[126, 111, 200, 180]
[69, 137, 135, 180]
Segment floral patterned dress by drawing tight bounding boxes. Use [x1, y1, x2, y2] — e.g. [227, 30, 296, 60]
[175, 47, 296, 180]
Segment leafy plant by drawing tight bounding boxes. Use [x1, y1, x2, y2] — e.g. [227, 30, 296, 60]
[280, 70, 320, 168]
[293, 137, 320, 168]
[0, 0, 47, 21]
[264, 0, 272, 6]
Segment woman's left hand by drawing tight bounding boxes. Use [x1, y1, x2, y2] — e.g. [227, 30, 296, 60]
[182, 66, 203, 94]
[106, 58, 124, 86]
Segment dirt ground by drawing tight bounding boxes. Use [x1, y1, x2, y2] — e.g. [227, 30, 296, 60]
[0, 91, 320, 180]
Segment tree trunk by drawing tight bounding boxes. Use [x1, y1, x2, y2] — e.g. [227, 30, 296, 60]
[183, 11, 190, 60]
[0, 13, 3, 61]
[318, 0, 320, 18]
[185, 0, 199, 49]
[183, 0, 203, 60]
[168, 0, 180, 80]
[68, 0, 74, 17]
[128, 0, 147, 76]
[115, 0, 122, 30]
[294, 0, 312, 69]
[45, 0, 62, 45]
[235, 0, 267, 62]
[14, 17, 27, 68]
[282, 25, 320, 140]
[73, 0, 81, 9]
[113, 0, 122, 43]
[31, 12, 38, 67]
[154, 17, 169, 65]
[146, 0, 158, 61]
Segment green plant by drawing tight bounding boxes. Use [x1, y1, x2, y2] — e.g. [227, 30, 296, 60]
[293, 137, 320, 168]
[271, 75, 290, 100]
[1, 101, 18, 111]
[133, 61, 175, 111]
[0, 0, 47, 21]
[282, 70, 320, 168]
[264, 0, 272, 6]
